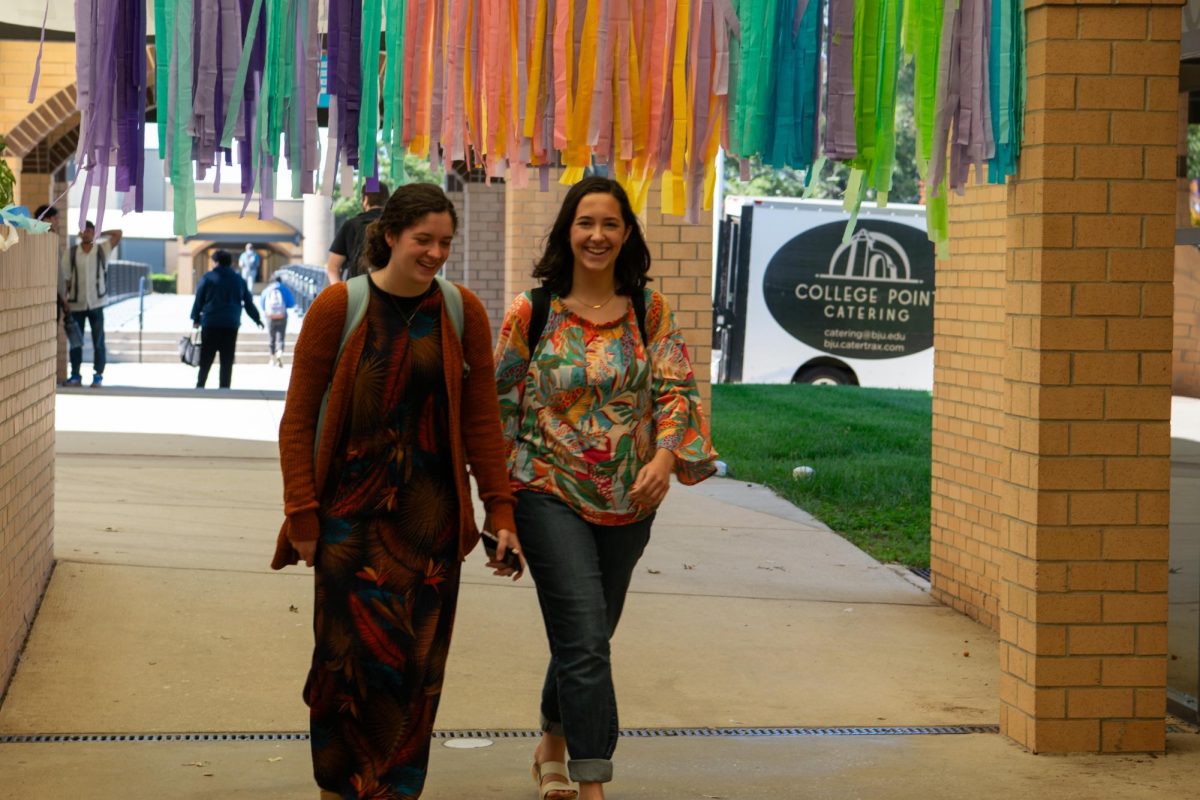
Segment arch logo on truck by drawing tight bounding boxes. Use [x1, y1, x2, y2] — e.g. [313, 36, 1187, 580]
[714, 199, 935, 389]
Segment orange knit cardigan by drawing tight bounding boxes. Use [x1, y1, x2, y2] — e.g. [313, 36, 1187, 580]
[271, 280, 517, 570]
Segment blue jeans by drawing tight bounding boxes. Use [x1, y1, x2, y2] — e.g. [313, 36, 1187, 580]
[515, 490, 653, 784]
[68, 308, 105, 377]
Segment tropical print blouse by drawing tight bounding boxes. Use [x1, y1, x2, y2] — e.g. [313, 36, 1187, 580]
[495, 289, 718, 525]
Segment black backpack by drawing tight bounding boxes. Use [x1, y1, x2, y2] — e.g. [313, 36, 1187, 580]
[526, 286, 649, 358]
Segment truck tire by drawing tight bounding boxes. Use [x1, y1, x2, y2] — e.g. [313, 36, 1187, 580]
[795, 365, 853, 386]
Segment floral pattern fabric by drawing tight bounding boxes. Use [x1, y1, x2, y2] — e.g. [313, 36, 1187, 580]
[305, 283, 458, 800]
[495, 289, 717, 526]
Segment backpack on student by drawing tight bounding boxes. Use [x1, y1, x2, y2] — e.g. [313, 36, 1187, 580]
[264, 285, 288, 319]
[525, 286, 648, 357]
[314, 274, 466, 459]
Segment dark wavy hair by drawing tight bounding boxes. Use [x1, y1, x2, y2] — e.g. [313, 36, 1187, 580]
[363, 183, 459, 269]
[532, 177, 651, 296]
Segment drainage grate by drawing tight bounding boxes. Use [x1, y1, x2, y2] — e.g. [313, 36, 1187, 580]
[8, 723, 1195, 745]
[0, 725, 1003, 745]
[909, 567, 932, 581]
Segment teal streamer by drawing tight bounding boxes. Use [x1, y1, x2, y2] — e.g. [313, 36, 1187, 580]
[154, 1, 173, 158]
[171, 0, 197, 235]
[765, 0, 821, 170]
[988, 0, 1023, 184]
[359, 0, 384, 183]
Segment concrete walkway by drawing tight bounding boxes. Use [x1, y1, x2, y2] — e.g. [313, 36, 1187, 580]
[0, 390, 1197, 798]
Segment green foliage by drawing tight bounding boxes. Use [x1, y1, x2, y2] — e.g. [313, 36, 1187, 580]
[150, 273, 177, 294]
[0, 136, 14, 209]
[331, 151, 446, 229]
[724, 60, 922, 206]
[711, 384, 932, 567]
[1188, 125, 1200, 180]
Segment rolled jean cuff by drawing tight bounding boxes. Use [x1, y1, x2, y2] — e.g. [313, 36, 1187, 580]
[540, 714, 565, 738]
[568, 758, 613, 784]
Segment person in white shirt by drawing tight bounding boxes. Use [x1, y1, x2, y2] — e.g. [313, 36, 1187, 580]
[239, 243, 260, 288]
[61, 220, 122, 387]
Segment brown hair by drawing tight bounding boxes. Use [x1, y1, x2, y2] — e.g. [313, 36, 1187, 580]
[362, 180, 390, 209]
[531, 177, 651, 297]
[362, 183, 459, 269]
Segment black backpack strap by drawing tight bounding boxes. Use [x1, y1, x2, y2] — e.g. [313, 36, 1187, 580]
[632, 288, 649, 347]
[527, 287, 550, 357]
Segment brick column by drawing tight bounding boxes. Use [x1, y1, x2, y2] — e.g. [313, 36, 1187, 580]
[0, 233, 57, 694]
[998, 1, 1179, 753]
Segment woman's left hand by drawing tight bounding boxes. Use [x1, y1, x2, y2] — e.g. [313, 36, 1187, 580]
[487, 528, 525, 581]
[630, 449, 675, 508]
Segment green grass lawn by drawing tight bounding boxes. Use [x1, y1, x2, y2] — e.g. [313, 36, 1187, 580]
[710, 384, 932, 568]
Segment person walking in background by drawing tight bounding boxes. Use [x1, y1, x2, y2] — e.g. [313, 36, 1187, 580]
[191, 249, 264, 389]
[272, 183, 521, 799]
[260, 273, 295, 367]
[61, 220, 122, 387]
[494, 177, 718, 800]
[36, 205, 78, 352]
[325, 181, 390, 285]
[239, 243, 261, 288]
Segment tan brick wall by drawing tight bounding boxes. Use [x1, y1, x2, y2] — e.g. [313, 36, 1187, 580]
[1174, 245, 1200, 397]
[503, 173, 713, 407]
[0, 41, 77, 203]
[930, 179, 1008, 631]
[994, 2, 1177, 754]
[0, 232, 58, 695]
[445, 181, 508, 335]
[0, 41, 75, 133]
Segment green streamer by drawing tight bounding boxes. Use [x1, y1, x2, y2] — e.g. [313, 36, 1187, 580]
[902, 0, 947, 252]
[171, 0, 197, 235]
[381, 0, 408, 186]
[359, 0, 385, 184]
[734, 0, 778, 158]
[155, 0, 173, 158]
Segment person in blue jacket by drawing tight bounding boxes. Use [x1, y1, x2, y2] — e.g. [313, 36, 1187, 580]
[190, 249, 264, 388]
[259, 273, 297, 367]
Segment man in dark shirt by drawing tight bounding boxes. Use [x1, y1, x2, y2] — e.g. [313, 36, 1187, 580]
[191, 249, 264, 389]
[325, 182, 390, 284]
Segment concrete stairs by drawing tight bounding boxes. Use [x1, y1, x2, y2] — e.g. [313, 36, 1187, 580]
[80, 330, 300, 365]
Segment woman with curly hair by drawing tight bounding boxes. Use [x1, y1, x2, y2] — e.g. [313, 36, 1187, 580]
[495, 177, 718, 800]
[273, 183, 522, 799]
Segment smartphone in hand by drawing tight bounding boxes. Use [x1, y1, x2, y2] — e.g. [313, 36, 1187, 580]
[480, 530, 522, 572]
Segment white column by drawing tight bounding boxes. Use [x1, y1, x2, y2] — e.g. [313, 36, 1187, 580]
[302, 193, 334, 266]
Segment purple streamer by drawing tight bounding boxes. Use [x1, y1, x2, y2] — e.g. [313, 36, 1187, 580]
[930, 0, 996, 194]
[27, 0, 49, 103]
[329, 0, 362, 168]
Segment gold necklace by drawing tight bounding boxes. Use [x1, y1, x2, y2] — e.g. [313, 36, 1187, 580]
[571, 292, 616, 310]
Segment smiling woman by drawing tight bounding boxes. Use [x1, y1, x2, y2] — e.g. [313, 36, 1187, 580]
[494, 177, 718, 800]
[273, 183, 522, 799]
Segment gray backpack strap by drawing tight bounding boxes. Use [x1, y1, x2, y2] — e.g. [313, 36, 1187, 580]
[314, 276, 371, 461]
[435, 274, 464, 340]
[337, 275, 371, 362]
[434, 274, 469, 377]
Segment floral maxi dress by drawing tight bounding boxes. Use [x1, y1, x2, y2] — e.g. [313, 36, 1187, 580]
[304, 283, 459, 799]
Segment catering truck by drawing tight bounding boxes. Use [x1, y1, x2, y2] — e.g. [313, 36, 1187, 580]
[712, 197, 935, 390]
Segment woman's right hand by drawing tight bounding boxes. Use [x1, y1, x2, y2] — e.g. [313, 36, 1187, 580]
[292, 538, 317, 567]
